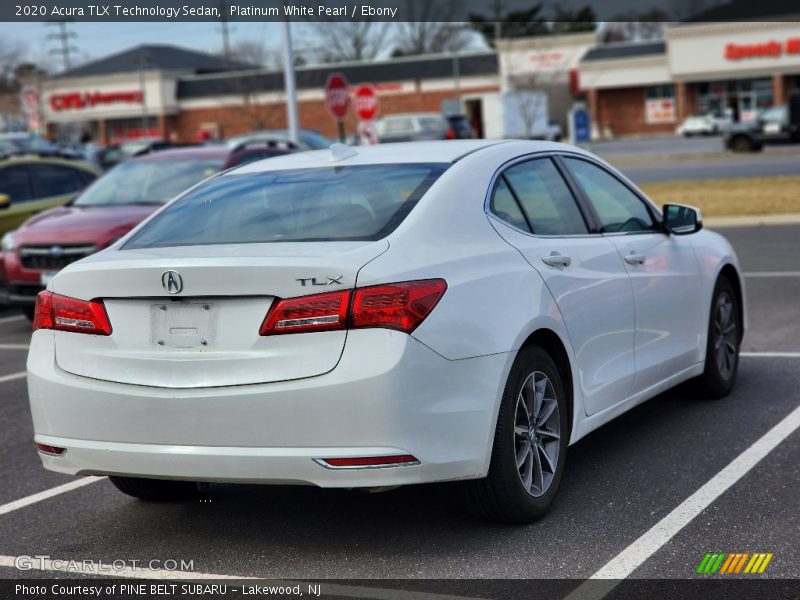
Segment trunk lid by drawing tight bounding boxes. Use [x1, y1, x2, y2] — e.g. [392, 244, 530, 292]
[51, 241, 387, 388]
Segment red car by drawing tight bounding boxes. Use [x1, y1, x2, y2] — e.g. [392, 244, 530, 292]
[0, 144, 290, 318]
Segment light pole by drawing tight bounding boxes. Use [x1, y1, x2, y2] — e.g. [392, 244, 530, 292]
[134, 53, 150, 139]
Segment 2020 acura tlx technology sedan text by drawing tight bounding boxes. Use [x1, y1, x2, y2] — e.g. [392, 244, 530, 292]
[27, 140, 744, 522]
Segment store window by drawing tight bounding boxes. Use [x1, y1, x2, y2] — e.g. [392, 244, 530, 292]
[695, 78, 773, 122]
[644, 85, 676, 124]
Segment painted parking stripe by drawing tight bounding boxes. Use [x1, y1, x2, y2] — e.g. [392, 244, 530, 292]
[741, 352, 800, 358]
[0, 343, 29, 350]
[0, 315, 25, 325]
[744, 271, 800, 278]
[565, 402, 800, 600]
[0, 477, 104, 517]
[0, 371, 25, 384]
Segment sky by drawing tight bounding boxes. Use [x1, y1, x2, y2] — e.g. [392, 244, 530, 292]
[1, 22, 286, 71]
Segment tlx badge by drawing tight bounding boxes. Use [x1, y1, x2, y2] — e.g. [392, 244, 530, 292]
[296, 275, 343, 287]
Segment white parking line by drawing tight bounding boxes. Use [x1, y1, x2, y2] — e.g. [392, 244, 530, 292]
[0, 371, 25, 384]
[744, 271, 800, 278]
[0, 477, 104, 517]
[565, 402, 800, 600]
[0, 343, 28, 350]
[0, 315, 25, 325]
[742, 352, 800, 358]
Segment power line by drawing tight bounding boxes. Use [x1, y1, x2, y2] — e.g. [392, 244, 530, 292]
[46, 21, 78, 71]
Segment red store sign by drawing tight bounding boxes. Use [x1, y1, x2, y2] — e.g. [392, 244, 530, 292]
[50, 90, 143, 111]
[725, 38, 800, 60]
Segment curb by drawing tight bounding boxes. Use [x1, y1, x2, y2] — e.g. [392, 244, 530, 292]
[705, 213, 800, 228]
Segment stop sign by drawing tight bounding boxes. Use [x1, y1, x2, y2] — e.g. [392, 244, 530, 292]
[354, 85, 378, 121]
[325, 73, 350, 120]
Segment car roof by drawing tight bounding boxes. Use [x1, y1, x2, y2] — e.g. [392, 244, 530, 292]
[227, 140, 515, 174]
[0, 154, 98, 172]
[132, 146, 230, 161]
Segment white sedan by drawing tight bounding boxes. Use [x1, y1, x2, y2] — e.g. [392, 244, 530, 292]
[27, 141, 744, 523]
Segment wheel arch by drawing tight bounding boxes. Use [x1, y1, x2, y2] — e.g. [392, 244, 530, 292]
[519, 328, 575, 440]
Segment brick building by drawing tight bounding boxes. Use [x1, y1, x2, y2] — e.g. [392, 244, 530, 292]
[39, 44, 499, 144]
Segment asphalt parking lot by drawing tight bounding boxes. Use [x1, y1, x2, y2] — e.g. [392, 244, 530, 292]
[0, 223, 798, 593]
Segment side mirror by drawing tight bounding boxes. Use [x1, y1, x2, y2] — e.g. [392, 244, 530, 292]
[0, 194, 10, 209]
[663, 203, 702, 235]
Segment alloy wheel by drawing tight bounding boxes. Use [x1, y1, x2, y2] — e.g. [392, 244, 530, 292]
[513, 371, 561, 497]
[713, 291, 738, 380]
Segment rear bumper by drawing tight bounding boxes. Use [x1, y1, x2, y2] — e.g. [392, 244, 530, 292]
[28, 329, 511, 487]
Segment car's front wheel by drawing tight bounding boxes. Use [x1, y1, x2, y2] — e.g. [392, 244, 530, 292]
[696, 276, 741, 398]
[109, 476, 198, 501]
[465, 345, 568, 523]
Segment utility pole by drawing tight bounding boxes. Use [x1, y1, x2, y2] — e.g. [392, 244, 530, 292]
[47, 21, 78, 71]
[281, 20, 299, 145]
[219, 0, 232, 59]
[134, 52, 151, 139]
[493, 0, 502, 45]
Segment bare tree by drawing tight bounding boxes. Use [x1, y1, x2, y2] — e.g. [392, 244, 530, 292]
[307, 22, 392, 63]
[391, 1, 471, 56]
[601, 11, 669, 43]
[230, 39, 280, 69]
[0, 40, 27, 91]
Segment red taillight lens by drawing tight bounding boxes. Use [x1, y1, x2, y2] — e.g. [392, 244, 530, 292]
[320, 455, 418, 468]
[32, 291, 112, 335]
[351, 279, 447, 334]
[260, 289, 351, 335]
[259, 280, 446, 336]
[446, 128, 456, 139]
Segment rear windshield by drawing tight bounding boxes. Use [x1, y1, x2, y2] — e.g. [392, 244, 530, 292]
[124, 163, 447, 248]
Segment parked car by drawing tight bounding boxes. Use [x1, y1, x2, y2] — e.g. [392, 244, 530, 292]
[226, 128, 332, 152]
[0, 133, 63, 157]
[1, 147, 225, 318]
[375, 113, 469, 143]
[725, 95, 800, 151]
[27, 140, 744, 523]
[0, 154, 98, 237]
[446, 114, 474, 139]
[95, 138, 197, 171]
[677, 114, 717, 136]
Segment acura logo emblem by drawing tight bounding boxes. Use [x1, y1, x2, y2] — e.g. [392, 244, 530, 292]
[161, 270, 183, 294]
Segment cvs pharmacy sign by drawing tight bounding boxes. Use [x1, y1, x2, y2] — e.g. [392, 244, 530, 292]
[50, 90, 143, 111]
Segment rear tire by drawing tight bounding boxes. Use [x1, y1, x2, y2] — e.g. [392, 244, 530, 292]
[695, 277, 740, 398]
[109, 476, 198, 501]
[465, 345, 568, 523]
[731, 135, 754, 152]
[22, 304, 35, 321]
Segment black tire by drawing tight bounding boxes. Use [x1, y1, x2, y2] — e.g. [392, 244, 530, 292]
[109, 476, 198, 501]
[731, 135, 754, 152]
[696, 277, 740, 398]
[22, 304, 35, 321]
[464, 345, 569, 523]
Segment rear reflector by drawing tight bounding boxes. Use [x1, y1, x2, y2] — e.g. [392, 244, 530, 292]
[36, 443, 66, 457]
[318, 455, 419, 468]
[259, 279, 447, 336]
[33, 291, 112, 335]
[260, 289, 351, 335]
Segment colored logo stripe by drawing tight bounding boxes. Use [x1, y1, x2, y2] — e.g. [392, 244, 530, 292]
[698, 552, 773, 574]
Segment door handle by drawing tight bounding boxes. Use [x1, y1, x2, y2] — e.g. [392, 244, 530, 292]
[541, 254, 571, 268]
[624, 254, 646, 266]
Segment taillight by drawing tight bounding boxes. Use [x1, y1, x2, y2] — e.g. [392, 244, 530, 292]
[259, 279, 447, 336]
[446, 128, 456, 139]
[351, 279, 447, 334]
[259, 289, 350, 335]
[32, 291, 112, 335]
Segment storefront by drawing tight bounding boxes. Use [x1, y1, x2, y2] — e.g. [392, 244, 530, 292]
[579, 22, 800, 138]
[39, 44, 499, 144]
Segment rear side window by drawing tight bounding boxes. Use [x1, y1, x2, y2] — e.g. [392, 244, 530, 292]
[490, 177, 530, 232]
[499, 158, 587, 235]
[124, 163, 447, 248]
[31, 164, 84, 198]
[0, 165, 33, 202]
